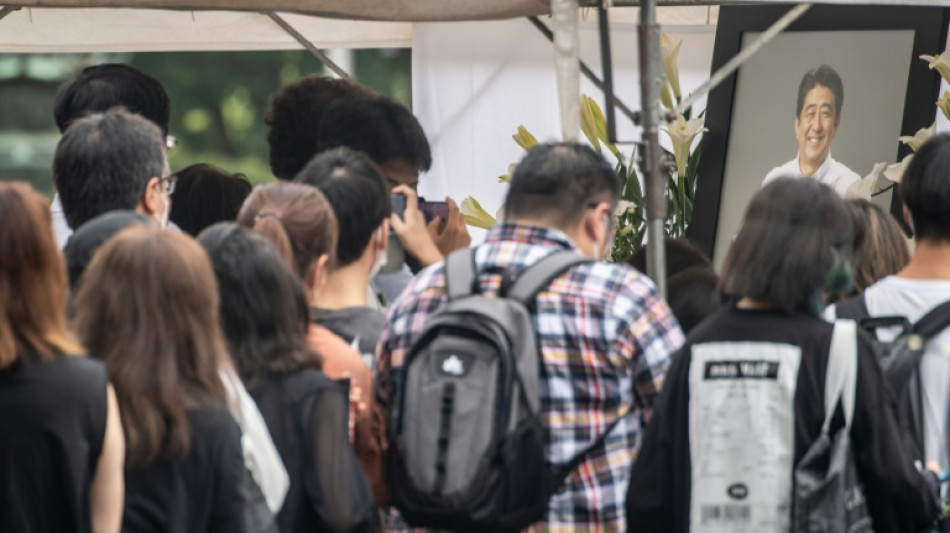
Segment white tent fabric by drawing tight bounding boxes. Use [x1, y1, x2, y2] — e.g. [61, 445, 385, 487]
[0, 5, 719, 53]
[3, 0, 550, 22]
[0, 8, 412, 52]
[411, 17, 716, 243]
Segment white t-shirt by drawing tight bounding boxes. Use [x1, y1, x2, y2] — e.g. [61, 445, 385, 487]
[50, 194, 73, 249]
[762, 154, 860, 197]
[837, 276, 950, 468]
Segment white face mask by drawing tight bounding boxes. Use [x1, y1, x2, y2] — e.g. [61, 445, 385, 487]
[369, 227, 387, 278]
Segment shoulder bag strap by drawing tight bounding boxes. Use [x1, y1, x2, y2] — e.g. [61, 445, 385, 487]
[823, 319, 858, 433]
[835, 294, 869, 322]
[507, 250, 590, 305]
[444, 248, 478, 301]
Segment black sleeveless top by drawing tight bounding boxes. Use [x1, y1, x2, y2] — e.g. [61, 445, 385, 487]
[0, 351, 109, 533]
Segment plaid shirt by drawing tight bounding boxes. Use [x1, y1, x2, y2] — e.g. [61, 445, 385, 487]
[377, 222, 683, 532]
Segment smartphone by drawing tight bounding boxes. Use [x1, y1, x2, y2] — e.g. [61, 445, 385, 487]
[383, 194, 406, 273]
[391, 193, 406, 219]
[418, 198, 449, 224]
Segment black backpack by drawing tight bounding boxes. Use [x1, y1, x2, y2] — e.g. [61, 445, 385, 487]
[386, 248, 629, 532]
[836, 294, 950, 460]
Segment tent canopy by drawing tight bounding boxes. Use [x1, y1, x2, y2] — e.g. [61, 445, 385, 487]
[4, 0, 550, 22]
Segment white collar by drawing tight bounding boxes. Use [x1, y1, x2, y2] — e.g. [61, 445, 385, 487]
[795, 152, 834, 180]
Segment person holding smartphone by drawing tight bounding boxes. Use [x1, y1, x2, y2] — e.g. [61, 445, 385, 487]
[266, 78, 470, 305]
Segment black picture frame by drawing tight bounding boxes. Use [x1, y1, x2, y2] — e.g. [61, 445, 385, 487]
[688, 4, 950, 260]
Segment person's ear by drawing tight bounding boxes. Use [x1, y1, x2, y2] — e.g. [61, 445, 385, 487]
[309, 253, 331, 297]
[586, 202, 610, 243]
[140, 177, 163, 216]
[378, 220, 390, 252]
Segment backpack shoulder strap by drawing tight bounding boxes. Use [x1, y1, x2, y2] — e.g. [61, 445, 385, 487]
[507, 250, 590, 305]
[835, 294, 869, 322]
[912, 299, 950, 339]
[445, 248, 478, 301]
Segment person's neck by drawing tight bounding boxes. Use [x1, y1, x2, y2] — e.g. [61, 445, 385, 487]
[737, 297, 772, 310]
[798, 156, 824, 177]
[899, 238, 950, 280]
[315, 262, 371, 309]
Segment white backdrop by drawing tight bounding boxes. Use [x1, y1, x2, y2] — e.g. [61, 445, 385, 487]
[411, 16, 716, 243]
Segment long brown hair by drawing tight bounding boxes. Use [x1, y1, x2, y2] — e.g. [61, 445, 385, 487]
[0, 182, 81, 367]
[236, 182, 338, 288]
[847, 198, 911, 293]
[72, 228, 227, 465]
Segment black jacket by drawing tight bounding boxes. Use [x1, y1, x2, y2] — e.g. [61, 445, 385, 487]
[626, 306, 939, 533]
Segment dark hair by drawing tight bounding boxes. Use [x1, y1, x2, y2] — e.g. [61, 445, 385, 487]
[667, 266, 721, 334]
[316, 94, 432, 172]
[845, 198, 910, 293]
[265, 76, 374, 180]
[53, 108, 166, 230]
[169, 163, 253, 236]
[720, 177, 854, 314]
[73, 228, 228, 465]
[796, 64, 844, 117]
[64, 210, 153, 289]
[198, 223, 321, 383]
[628, 238, 712, 279]
[901, 133, 950, 241]
[236, 182, 338, 289]
[54, 63, 171, 136]
[504, 143, 621, 226]
[0, 183, 82, 367]
[294, 148, 390, 267]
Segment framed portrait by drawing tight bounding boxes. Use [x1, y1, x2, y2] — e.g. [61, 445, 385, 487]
[689, 5, 950, 266]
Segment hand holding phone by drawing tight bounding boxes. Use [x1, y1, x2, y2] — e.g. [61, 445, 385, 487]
[418, 198, 449, 225]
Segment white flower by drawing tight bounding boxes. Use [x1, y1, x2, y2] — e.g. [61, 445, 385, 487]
[898, 122, 936, 152]
[614, 200, 635, 218]
[661, 34, 683, 100]
[884, 154, 913, 184]
[921, 51, 950, 84]
[662, 115, 707, 177]
[938, 91, 950, 122]
[460, 197, 497, 229]
[846, 162, 887, 200]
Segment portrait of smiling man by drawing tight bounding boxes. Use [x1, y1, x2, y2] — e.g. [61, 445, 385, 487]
[762, 64, 860, 196]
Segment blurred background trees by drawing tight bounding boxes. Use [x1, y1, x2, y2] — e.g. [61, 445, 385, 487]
[0, 48, 411, 193]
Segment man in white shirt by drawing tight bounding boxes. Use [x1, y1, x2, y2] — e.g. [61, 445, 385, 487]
[832, 133, 950, 473]
[762, 64, 860, 197]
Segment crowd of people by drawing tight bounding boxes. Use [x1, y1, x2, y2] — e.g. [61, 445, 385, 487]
[1, 61, 948, 533]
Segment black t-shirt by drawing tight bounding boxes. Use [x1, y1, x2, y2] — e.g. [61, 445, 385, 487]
[122, 404, 248, 533]
[249, 368, 375, 533]
[0, 352, 108, 533]
[310, 307, 385, 370]
[626, 305, 939, 533]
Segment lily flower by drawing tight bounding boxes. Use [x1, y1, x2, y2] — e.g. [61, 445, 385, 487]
[921, 51, 950, 84]
[460, 197, 497, 229]
[498, 163, 516, 183]
[580, 95, 620, 158]
[939, 91, 950, 122]
[662, 115, 707, 177]
[661, 33, 683, 100]
[898, 122, 936, 152]
[884, 154, 913, 184]
[846, 162, 887, 200]
[512, 125, 539, 151]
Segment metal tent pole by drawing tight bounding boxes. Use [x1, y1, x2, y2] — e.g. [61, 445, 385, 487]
[265, 11, 354, 81]
[638, 0, 667, 297]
